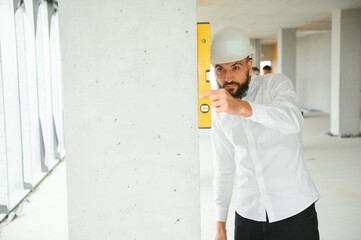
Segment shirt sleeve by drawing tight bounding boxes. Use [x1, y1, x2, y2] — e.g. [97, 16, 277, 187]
[247, 74, 304, 134]
[211, 114, 235, 222]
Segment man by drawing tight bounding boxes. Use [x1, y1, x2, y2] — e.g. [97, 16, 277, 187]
[262, 65, 272, 75]
[199, 27, 320, 240]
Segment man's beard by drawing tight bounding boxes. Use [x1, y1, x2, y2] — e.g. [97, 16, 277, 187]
[217, 72, 250, 99]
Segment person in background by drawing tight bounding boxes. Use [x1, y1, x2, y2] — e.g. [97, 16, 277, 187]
[199, 26, 320, 240]
[252, 66, 260, 76]
[262, 65, 272, 74]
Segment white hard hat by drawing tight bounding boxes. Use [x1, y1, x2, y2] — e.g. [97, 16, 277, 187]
[211, 26, 253, 64]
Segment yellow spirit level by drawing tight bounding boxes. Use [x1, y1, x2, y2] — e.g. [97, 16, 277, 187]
[197, 22, 211, 129]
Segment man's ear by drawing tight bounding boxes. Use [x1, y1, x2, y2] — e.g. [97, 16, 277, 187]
[248, 59, 253, 74]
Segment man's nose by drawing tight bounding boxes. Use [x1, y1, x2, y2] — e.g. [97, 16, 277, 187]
[225, 72, 233, 83]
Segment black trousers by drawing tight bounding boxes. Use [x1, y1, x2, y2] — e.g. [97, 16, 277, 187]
[234, 203, 319, 240]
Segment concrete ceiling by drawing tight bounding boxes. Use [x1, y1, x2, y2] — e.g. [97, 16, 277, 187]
[197, 0, 361, 43]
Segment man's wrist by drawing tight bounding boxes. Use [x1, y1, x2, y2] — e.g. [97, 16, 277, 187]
[216, 221, 226, 231]
[238, 100, 253, 117]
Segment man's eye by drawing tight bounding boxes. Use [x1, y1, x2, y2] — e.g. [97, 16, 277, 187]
[233, 66, 240, 71]
[216, 68, 223, 73]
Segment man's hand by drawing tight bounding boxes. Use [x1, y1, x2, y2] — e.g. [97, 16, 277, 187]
[215, 221, 227, 240]
[199, 89, 253, 117]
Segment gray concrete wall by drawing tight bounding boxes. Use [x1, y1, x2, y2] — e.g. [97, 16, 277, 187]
[331, 8, 361, 136]
[296, 32, 331, 112]
[261, 44, 273, 62]
[278, 28, 296, 87]
[59, 1, 200, 239]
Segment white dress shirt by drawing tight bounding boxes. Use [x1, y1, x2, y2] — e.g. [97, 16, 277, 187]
[211, 73, 320, 223]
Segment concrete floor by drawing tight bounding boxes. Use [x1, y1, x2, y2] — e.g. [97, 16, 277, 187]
[0, 112, 360, 240]
[0, 162, 68, 240]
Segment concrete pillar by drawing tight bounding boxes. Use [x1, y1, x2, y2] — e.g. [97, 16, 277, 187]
[277, 28, 296, 87]
[59, 1, 199, 240]
[330, 8, 361, 137]
[251, 38, 261, 69]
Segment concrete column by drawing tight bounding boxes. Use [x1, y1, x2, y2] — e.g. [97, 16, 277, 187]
[251, 38, 261, 69]
[59, 1, 199, 240]
[330, 8, 361, 137]
[277, 28, 296, 87]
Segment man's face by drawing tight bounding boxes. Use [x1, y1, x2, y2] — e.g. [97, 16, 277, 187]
[263, 69, 271, 75]
[214, 58, 253, 99]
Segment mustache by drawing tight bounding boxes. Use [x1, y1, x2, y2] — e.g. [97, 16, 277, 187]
[223, 82, 239, 87]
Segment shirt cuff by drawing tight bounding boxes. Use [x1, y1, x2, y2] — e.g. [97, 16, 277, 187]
[215, 207, 229, 222]
[247, 101, 267, 123]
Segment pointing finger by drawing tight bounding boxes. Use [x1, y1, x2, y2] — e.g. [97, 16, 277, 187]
[199, 90, 212, 99]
